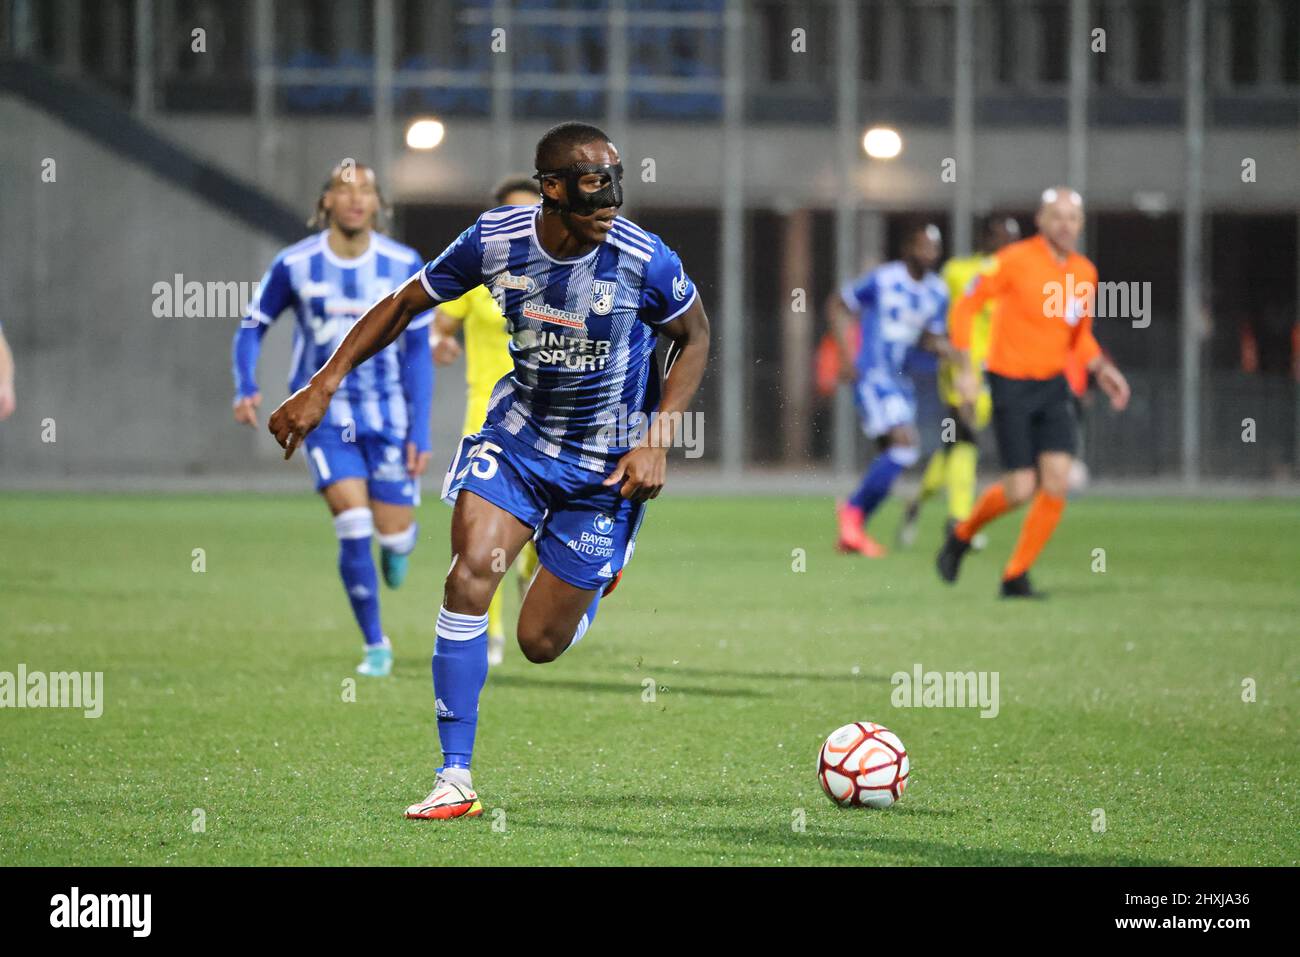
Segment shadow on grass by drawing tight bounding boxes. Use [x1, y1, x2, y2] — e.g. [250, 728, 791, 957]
[606, 663, 893, 686]
[527, 814, 1169, 866]
[486, 672, 768, 699]
[564, 793, 957, 817]
[515, 792, 1170, 865]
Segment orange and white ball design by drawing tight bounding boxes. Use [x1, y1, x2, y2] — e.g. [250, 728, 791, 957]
[817, 722, 909, 808]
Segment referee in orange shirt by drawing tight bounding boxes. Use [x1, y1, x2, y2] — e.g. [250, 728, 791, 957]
[936, 187, 1131, 597]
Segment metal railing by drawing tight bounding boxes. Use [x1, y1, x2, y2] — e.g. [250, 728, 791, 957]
[4, 0, 1296, 120]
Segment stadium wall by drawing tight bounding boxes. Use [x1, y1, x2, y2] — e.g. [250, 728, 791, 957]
[150, 115, 1300, 215]
[0, 92, 469, 485]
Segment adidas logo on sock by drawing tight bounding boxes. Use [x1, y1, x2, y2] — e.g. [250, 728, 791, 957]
[349, 585, 372, 600]
[435, 697, 455, 719]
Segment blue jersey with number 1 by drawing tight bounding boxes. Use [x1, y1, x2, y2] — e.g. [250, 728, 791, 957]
[233, 231, 433, 445]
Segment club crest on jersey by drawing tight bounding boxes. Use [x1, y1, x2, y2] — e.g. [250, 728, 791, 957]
[593, 513, 615, 535]
[494, 272, 535, 293]
[590, 281, 616, 316]
[522, 301, 586, 331]
[672, 270, 690, 302]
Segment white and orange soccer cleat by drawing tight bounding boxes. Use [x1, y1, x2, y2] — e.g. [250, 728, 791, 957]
[404, 771, 483, 821]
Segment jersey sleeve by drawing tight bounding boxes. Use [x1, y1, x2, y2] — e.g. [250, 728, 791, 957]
[639, 238, 698, 326]
[420, 219, 485, 303]
[399, 322, 435, 452]
[949, 253, 1007, 351]
[840, 272, 877, 315]
[926, 284, 949, 337]
[232, 253, 295, 400]
[1069, 262, 1102, 367]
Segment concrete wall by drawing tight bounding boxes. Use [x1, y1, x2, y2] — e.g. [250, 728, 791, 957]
[0, 94, 468, 485]
[151, 114, 1300, 215]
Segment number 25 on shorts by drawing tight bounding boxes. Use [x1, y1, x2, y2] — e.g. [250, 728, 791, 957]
[456, 441, 502, 482]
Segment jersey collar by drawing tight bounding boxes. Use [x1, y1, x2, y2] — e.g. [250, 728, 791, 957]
[529, 209, 602, 266]
[319, 230, 376, 269]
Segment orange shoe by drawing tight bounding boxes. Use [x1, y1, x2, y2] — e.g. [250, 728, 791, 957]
[837, 503, 868, 554]
[837, 503, 888, 557]
[855, 530, 888, 558]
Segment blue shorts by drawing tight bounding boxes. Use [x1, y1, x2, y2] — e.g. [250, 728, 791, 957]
[441, 426, 646, 592]
[854, 372, 917, 439]
[303, 424, 420, 507]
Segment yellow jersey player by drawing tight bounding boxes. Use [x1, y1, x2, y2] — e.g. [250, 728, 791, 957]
[898, 215, 1019, 549]
[430, 176, 541, 666]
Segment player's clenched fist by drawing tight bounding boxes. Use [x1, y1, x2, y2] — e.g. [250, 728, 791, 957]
[268, 383, 331, 460]
[603, 445, 667, 503]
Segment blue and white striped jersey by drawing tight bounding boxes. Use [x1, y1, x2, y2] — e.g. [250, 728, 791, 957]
[842, 260, 948, 380]
[421, 205, 698, 473]
[235, 231, 433, 442]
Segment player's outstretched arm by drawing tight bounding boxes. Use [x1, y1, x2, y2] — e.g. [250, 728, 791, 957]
[232, 255, 293, 429]
[603, 296, 711, 503]
[268, 275, 435, 459]
[919, 330, 977, 404]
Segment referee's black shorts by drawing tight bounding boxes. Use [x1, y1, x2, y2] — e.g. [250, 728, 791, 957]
[987, 372, 1078, 471]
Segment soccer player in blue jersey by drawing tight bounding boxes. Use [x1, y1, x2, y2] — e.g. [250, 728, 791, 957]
[267, 122, 711, 819]
[232, 162, 434, 678]
[830, 222, 974, 557]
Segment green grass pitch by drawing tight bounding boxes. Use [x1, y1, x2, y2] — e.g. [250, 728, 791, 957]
[1, 491, 1295, 866]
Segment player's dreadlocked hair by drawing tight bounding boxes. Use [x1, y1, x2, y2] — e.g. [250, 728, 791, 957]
[534, 121, 612, 171]
[493, 174, 539, 206]
[307, 161, 389, 232]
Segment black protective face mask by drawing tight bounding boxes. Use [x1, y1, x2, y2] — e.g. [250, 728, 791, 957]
[534, 162, 624, 216]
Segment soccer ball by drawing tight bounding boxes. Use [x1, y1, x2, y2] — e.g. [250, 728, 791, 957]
[817, 722, 909, 808]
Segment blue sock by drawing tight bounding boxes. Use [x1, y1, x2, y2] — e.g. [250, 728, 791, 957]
[847, 445, 920, 518]
[432, 606, 490, 770]
[334, 507, 384, 647]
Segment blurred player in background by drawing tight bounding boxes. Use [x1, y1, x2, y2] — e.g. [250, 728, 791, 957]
[830, 222, 974, 557]
[430, 175, 542, 667]
[937, 187, 1130, 597]
[232, 162, 434, 676]
[0, 323, 14, 420]
[897, 215, 1021, 549]
[267, 122, 711, 820]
